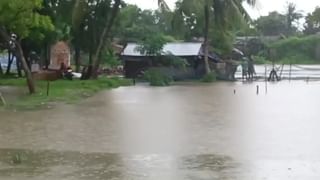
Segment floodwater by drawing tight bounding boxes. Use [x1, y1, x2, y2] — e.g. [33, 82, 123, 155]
[236, 64, 320, 80]
[1, 80, 320, 179]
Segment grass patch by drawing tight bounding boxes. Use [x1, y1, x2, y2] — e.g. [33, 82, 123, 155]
[0, 77, 132, 110]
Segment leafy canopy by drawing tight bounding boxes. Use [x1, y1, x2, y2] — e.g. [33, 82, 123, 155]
[0, 0, 54, 38]
[304, 7, 320, 35]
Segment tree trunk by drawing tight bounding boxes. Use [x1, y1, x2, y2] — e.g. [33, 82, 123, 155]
[16, 58, 22, 77]
[16, 42, 36, 94]
[5, 51, 13, 75]
[0, 62, 3, 75]
[74, 45, 81, 72]
[45, 42, 50, 69]
[203, 2, 211, 75]
[90, 0, 121, 79]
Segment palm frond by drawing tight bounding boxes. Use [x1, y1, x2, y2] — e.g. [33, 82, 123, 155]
[157, 0, 170, 11]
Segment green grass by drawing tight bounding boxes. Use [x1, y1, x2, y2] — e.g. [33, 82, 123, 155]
[0, 77, 132, 110]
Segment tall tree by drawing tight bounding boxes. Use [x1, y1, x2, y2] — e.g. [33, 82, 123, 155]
[158, 0, 170, 12]
[255, 11, 287, 36]
[167, 0, 256, 74]
[0, 0, 53, 94]
[285, 2, 303, 36]
[304, 7, 320, 35]
[72, 0, 122, 78]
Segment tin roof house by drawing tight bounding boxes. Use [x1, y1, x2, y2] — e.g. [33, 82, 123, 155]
[121, 42, 221, 79]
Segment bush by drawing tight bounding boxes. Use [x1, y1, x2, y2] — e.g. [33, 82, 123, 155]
[144, 68, 173, 86]
[268, 35, 320, 63]
[201, 72, 217, 83]
[252, 56, 272, 64]
[278, 54, 316, 64]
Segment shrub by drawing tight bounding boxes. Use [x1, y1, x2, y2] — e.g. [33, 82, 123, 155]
[268, 35, 320, 63]
[252, 56, 272, 64]
[144, 68, 173, 86]
[201, 72, 217, 83]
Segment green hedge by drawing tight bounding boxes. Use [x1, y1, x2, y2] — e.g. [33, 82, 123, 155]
[269, 35, 320, 63]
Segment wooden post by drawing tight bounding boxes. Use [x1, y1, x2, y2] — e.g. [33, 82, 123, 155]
[289, 63, 292, 82]
[265, 65, 268, 94]
[279, 64, 284, 80]
[46, 81, 50, 96]
[256, 85, 259, 95]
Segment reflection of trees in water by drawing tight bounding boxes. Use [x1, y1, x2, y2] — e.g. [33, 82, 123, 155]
[0, 149, 124, 180]
[0, 149, 242, 180]
[179, 154, 240, 179]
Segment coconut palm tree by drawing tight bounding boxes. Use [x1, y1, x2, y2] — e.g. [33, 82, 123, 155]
[158, 0, 170, 11]
[159, 0, 256, 74]
[285, 2, 303, 36]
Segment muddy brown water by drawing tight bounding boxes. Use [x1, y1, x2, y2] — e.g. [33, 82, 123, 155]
[1, 81, 320, 179]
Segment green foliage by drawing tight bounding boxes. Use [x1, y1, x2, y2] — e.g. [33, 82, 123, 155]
[101, 49, 121, 68]
[278, 54, 316, 64]
[115, 5, 175, 43]
[285, 2, 303, 36]
[0, 0, 54, 38]
[159, 53, 189, 69]
[171, 0, 255, 44]
[0, 78, 132, 109]
[304, 7, 320, 35]
[211, 28, 235, 54]
[255, 11, 287, 36]
[136, 34, 168, 56]
[268, 35, 320, 63]
[201, 72, 217, 82]
[252, 55, 272, 64]
[144, 68, 173, 86]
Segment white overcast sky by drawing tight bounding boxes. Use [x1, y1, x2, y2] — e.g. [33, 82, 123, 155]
[124, 0, 320, 19]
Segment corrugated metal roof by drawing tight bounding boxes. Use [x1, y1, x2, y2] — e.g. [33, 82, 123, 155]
[122, 42, 202, 56]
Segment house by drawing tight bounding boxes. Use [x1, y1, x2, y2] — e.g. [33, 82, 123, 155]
[121, 42, 221, 79]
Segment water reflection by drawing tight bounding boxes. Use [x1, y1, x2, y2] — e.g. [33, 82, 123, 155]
[0, 149, 240, 180]
[2, 81, 320, 179]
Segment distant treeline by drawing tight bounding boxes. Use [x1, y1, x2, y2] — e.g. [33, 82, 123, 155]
[267, 35, 320, 64]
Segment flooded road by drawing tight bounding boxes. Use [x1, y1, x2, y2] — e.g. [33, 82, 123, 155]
[1, 81, 320, 179]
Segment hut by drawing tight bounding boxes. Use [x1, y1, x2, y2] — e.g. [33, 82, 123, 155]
[121, 42, 221, 79]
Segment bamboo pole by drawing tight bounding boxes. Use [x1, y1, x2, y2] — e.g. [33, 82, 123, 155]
[289, 63, 292, 82]
[265, 64, 268, 94]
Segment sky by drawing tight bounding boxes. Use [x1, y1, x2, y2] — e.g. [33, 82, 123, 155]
[124, 0, 320, 19]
